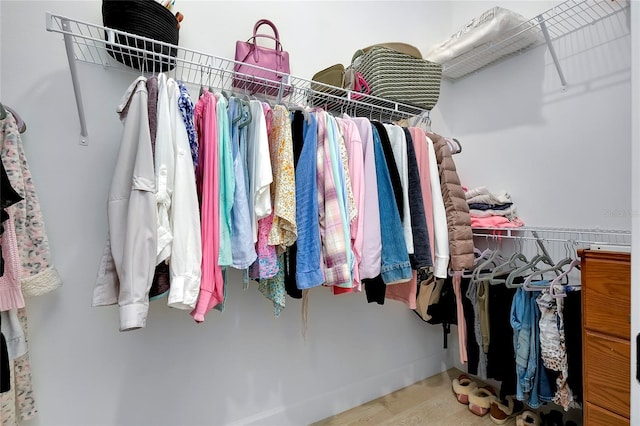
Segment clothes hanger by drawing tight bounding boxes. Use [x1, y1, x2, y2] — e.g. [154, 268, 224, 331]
[489, 237, 529, 285]
[522, 240, 576, 289]
[544, 258, 580, 297]
[522, 257, 573, 291]
[471, 236, 505, 283]
[547, 241, 581, 298]
[0, 102, 7, 120]
[237, 96, 253, 129]
[199, 66, 212, 97]
[449, 247, 492, 278]
[505, 251, 555, 289]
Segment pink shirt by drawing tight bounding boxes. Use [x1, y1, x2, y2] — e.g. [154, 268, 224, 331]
[351, 117, 381, 280]
[191, 90, 223, 322]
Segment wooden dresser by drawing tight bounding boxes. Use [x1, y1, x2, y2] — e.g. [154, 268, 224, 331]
[580, 249, 631, 425]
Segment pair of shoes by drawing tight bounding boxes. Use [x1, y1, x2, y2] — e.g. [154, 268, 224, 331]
[450, 374, 496, 416]
[489, 396, 525, 424]
[452, 374, 476, 404]
[516, 411, 541, 426]
[468, 386, 497, 416]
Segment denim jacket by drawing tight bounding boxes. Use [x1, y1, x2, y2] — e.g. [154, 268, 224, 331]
[370, 125, 411, 284]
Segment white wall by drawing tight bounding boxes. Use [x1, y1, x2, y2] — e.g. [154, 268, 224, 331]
[1, 1, 632, 425]
[0, 1, 456, 425]
[438, 1, 631, 231]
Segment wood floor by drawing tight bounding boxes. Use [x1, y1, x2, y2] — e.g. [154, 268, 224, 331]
[312, 368, 514, 426]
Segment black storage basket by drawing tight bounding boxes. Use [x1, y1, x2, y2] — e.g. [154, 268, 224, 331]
[102, 0, 179, 72]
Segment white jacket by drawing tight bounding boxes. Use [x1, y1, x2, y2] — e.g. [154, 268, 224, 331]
[93, 77, 157, 331]
[166, 78, 202, 310]
[426, 136, 450, 278]
[155, 74, 175, 263]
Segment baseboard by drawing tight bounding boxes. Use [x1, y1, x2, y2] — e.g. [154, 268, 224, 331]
[226, 350, 454, 426]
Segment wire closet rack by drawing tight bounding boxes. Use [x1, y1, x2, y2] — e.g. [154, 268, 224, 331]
[472, 226, 631, 245]
[440, 0, 630, 86]
[46, 12, 429, 145]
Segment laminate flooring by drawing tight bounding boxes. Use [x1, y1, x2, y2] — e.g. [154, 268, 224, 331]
[312, 368, 515, 426]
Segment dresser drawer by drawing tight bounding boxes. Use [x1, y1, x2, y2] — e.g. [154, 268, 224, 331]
[585, 402, 629, 426]
[582, 252, 630, 340]
[583, 330, 630, 417]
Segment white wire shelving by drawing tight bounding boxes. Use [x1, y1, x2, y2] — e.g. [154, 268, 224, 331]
[46, 12, 428, 145]
[440, 0, 630, 87]
[472, 226, 631, 246]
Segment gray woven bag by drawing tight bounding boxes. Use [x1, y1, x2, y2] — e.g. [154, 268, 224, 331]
[351, 46, 442, 110]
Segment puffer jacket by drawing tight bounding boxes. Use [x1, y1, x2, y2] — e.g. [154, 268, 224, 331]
[427, 132, 474, 271]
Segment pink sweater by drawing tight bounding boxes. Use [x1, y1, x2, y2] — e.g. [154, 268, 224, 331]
[351, 118, 381, 280]
[191, 90, 223, 322]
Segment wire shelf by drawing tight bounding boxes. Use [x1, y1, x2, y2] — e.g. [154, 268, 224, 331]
[440, 0, 629, 81]
[46, 12, 427, 142]
[472, 226, 631, 246]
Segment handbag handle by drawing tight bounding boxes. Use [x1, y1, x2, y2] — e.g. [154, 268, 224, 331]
[245, 34, 284, 52]
[253, 19, 281, 44]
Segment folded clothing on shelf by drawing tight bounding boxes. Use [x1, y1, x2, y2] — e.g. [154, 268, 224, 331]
[425, 7, 544, 79]
[465, 186, 522, 225]
[471, 215, 524, 228]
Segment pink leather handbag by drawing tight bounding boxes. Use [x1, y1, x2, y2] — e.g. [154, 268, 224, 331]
[233, 19, 291, 97]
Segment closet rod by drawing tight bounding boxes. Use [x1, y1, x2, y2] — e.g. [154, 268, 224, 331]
[46, 12, 429, 144]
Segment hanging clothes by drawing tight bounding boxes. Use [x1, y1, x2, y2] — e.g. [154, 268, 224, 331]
[315, 110, 350, 288]
[292, 112, 323, 291]
[0, 213, 23, 311]
[93, 77, 157, 331]
[248, 103, 278, 282]
[1, 110, 62, 421]
[352, 118, 381, 283]
[383, 124, 413, 255]
[266, 104, 297, 252]
[216, 93, 235, 269]
[422, 131, 451, 278]
[427, 132, 474, 271]
[165, 78, 202, 311]
[332, 116, 365, 294]
[246, 99, 272, 244]
[176, 81, 198, 166]
[191, 89, 223, 323]
[325, 114, 354, 288]
[227, 97, 256, 270]
[385, 127, 432, 310]
[369, 124, 411, 286]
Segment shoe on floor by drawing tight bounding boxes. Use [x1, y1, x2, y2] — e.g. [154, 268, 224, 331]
[468, 385, 497, 416]
[516, 411, 541, 426]
[451, 374, 477, 405]
[489, 396, 525, 424]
